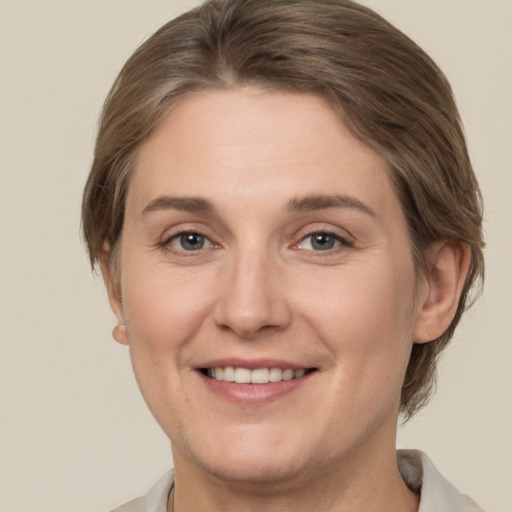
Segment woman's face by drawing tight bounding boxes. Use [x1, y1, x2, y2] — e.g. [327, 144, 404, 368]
[111, 88, 426, 483]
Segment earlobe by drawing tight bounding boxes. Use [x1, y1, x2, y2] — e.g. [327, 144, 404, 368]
[100, 245, 129, 346]
[112, 323, 128, 345]
[413, 241, 471, 344]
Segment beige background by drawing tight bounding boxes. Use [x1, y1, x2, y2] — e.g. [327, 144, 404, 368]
[0, 1, 510, 511]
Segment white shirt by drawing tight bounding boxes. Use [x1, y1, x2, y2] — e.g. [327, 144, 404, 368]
[111, 450, 485, 512]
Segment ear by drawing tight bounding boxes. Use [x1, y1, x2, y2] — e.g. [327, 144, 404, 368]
[413, 241, 471, 344]
[100, 245, 128, 346]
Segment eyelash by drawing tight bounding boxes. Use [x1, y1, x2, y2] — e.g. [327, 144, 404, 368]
[296, 231, 353, 253]
[161, 229, 353, 255]
[162, 230, 217, 254]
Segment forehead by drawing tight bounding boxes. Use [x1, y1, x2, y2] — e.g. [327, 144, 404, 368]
[128, 88, 398, 220]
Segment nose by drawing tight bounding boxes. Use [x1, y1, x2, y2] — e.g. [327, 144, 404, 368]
[213, 248, 292, 339]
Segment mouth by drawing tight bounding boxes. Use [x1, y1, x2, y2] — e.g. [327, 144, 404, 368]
[195, 361, 318, 405]
[199, 366, 316, 384]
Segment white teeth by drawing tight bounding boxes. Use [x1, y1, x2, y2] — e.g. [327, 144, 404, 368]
[223, 366, 235, 382]
[206, 366, 310, 383]
[269, 367, 283, 382]
[251, 368, 269, 384]
[282, 368, 294, 381]
[234, 367, 251, 383]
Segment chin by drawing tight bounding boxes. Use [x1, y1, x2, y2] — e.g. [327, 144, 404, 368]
[197, 451, 310, 486]
[173, 425, 317, 486]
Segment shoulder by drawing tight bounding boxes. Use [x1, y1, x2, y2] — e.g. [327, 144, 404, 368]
[110, 470, 174, 512]
[111, 496, 145, 512]
[398, 449, 485, 512]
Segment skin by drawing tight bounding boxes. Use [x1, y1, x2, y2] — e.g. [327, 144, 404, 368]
[102, 88, 470, 512]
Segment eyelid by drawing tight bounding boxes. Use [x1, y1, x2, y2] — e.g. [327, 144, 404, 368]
[293, 223, 354, 247]
[157, 223, 354, 254]
[297, 230, 352, 250]
[160, 225, 221, 254]
[168, 231, 212, 250]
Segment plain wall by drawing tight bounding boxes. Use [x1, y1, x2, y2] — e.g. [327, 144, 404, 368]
[0, 1, 510, 511]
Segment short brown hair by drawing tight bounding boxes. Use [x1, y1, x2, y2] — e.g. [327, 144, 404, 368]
[82, 0, 484, 419]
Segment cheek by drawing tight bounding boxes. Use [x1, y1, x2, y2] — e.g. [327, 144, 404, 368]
[297, 258, 417, 391]
[302, 258, 414, 334]
[122, 259, 214, 342]
[119, 263, 218, 425]
[119, 258, 217, 394]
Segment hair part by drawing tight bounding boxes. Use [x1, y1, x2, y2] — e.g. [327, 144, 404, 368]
[82, 0, 484, 419]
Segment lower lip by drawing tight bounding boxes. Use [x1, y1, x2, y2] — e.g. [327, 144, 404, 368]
[198, 371, 314, 405]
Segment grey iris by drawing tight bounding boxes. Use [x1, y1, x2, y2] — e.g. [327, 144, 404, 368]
[311, 233, 336, 250]
[180, 233, 205, 250]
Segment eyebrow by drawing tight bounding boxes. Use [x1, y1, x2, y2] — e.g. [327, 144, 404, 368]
[142, 196, 214, 217]
[141, 193, 376, 218]
[287, 194, 376, 217]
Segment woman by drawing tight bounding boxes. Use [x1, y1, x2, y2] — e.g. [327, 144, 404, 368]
[82, 0, 485, 510]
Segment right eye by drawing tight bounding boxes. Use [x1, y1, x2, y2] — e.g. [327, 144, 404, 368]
[298, 231, 343, 251]
[166, 232, 213, 252]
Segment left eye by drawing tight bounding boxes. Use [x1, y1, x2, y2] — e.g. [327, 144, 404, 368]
[299, 232, 344, 251]
[168, 232, 212, 251]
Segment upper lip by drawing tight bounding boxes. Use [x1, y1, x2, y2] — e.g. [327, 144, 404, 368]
[193, 358, 312, 371]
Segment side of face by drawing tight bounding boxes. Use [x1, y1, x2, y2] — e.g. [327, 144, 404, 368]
[101, 87, 469, 485]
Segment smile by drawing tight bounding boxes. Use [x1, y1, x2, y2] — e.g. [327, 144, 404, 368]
[202, 367, 314, 384]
